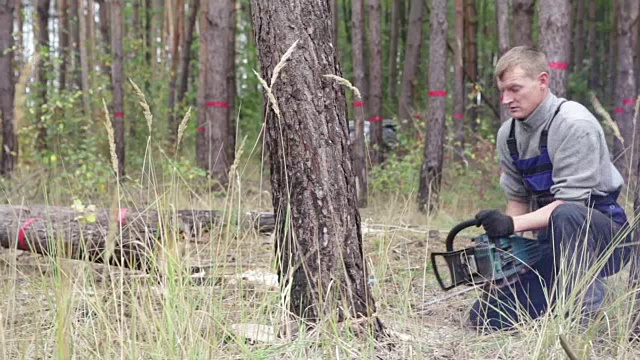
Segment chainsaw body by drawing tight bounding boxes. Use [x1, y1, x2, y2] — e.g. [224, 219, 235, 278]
[431, 219, 542, 291]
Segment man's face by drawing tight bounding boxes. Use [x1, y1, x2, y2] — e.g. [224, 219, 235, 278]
[497, 65, 549, 119]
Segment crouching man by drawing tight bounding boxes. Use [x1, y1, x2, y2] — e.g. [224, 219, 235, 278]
[470, 46, 631, 331]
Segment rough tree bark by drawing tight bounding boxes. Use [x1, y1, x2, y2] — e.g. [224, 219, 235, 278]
[227, 0, 237, 165]
[58, 0, 70, 92]
[397, 0, 425, 138]
[612, 0, 639, 178]
[496, 0, 511, 123]
[330, 0, 338, 49]
[539, 0, 571, 98]
[511, 0, 535, 47]
[418, 0, 448, 214]
[464, 0, 478, 131]
[176, 0, 199, 112]
[573, 0, 586, 71]
[587, 0, 599, 91]
[201, 0, 231, 186]
[0, 0, 16, 176]
[453, 0, 465, 162]
[35, 0, 51, 152]
[251, 0, 383, 334]
[111, 0, 125, 178]
[167, 0, 185, 147]
[78, 0, 92, 116]
[352, 0, 368, 208]
[0, 206, 277, 270]
[97, 0, 111, 78]
[388, 0, 400, 104]
[368, 0, 384, 165]
[196, 1, 208, 171]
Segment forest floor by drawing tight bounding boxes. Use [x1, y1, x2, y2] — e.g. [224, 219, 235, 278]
[1, 164, 640, 359]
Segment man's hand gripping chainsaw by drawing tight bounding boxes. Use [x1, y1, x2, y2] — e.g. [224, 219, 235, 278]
[430, 219, 543, 291]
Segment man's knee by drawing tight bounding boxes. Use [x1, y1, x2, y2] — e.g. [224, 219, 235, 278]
[550, 203, 588, 226]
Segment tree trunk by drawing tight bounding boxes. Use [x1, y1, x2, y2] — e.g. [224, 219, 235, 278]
[539, 0, 571, 98]
[397, 0, 424, 138]
[613, 0, 639, 178]
[111, 0, 125, 178]
[58, 0, 70, 92]
[97, 0, 110, 77]
[202, 0, 231, 186]
[167, 0, 184, 147]
[587, 0, 599, 91]
[35, 0, 51, 152]
[15, 0, 22, 71]
[69, 0, 81, 89]
[511, 0, 534, 47]
[196, 2, 208, 170]
[464, 0, 478, 132]
[0, 206, 277, 270]
[368, 0, 384, 165]
[418, 0, 448, 214]
[330, 0, 338, 49]
[453, 0, 465, 163]
[86, 0, 96, 80]
[78, 0, 92, 116]
[351, 0, 368, 208]
[0, 0, 16, 176]
[250, 0, 383, 334]
[573, 0, 586, 71]
[176, 0, 199, 122]
[388, 0, 400, 105]
[496, 0, 510, 122]
[227, 0, 237, 165]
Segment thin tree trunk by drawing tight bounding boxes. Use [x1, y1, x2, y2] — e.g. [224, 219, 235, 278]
[388, 0, 400, 105]
[418, 0, 448, 214]
[196, 2, 208, 170]
[250, 0, 384, 334]
[453, 0, 465, 163]
[511, 0, 535, 47]
[573, 0, 586, 71]
[78, 0, 91, 116]
[613, 0, 638, 178]
[97, 0, 110, 79]
[539, 0, 571, 98]
[0, 0, 17, 176]
[352, 0, 367, 207]
[330, 0, 338, 48]
[587, 0, 599, 91]
[15, 0, 22, 71]
[58, 0, 70, 92]
[203, 0, 231, 186]
[69, 0, 81, 89]
[496, 0, 510, 122]
[167, 0, 184, 147]
[176, 0, 198, 111]
[607, 5, 618, 108]
[86, 0, 95, 68]
[111, 0, 125, 178]
[227, 0, 237, 165]
[464, 0, 478, 132]
[397, 0, 424, 138]
[368, 0, 383, 164]
[35, 0, 51, 152]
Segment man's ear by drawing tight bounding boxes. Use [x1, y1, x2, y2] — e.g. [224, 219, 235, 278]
[538, 72, 549, 88]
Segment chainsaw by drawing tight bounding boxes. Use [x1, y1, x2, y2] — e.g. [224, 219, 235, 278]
[430, 219, 543, 291]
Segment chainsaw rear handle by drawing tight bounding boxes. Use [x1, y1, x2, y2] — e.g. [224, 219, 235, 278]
[445, 219, 479, 252]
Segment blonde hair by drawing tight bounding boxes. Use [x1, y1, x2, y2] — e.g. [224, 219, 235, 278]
[495, 46, 550, 81]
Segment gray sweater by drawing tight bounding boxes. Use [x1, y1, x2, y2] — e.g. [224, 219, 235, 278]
[496, 92, 624, 204]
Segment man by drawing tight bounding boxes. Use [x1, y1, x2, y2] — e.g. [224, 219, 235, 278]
[469, 46, 630, 331]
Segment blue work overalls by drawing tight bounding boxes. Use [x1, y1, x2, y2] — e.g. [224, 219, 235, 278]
[469, 102, 630, 331]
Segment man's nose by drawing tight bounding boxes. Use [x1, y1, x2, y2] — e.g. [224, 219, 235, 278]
[501, 93, 513, 104]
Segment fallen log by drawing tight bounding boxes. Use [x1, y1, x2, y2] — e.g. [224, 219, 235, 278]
[0, 205, 276, 271]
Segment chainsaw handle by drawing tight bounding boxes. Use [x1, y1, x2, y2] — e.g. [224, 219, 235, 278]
[445, 219, 479, 252]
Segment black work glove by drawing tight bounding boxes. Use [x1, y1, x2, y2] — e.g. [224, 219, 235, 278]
[475, 209, 515, 238]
